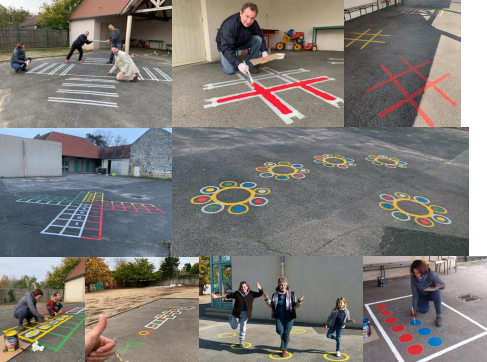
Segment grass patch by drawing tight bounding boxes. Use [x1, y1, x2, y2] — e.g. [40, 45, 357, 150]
[0, 47, 91, 62]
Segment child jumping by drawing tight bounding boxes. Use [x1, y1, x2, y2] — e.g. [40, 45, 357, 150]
[324, 297, 355, 357]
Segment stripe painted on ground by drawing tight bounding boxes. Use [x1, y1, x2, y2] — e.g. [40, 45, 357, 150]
[27, 62, 49, 73]
[57, 89, 119, 97]
[62, 83, 116, 88]
[37, 63, 58, 74]
[143, 67, 159, 81]
[60, 64, 75, 76]
[154, 68, 172, 81]
[48, 98, 118, 107]
[66, 78, 119, 83]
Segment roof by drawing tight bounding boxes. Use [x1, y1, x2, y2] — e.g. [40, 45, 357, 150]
[34, 132, 100, 158]
[64, 259, 85, 282]
[68, 0, 131, 20]
[98, 145, 131, 159]
[20, 16, 40, 27]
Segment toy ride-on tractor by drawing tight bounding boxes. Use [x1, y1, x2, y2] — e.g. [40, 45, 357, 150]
[276, 29, 305, 51]
[301, 42, 317, 51]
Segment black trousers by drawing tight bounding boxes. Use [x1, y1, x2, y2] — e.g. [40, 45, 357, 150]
[66, 43, 83, 61]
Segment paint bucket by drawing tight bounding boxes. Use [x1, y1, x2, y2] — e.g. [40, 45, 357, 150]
[4, 331, 19, 352]
[377, 276, 385, 287]
[363, 318, 371, 339]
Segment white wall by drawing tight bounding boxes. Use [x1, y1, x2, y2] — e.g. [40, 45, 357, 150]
[132, 17, 172, 48]
[0, 134, 62, 177]
[102, 158, 130, 175]
[70, 19, 96, 50]
[65, 277, 85, 303]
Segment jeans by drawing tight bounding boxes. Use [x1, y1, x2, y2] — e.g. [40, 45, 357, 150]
[109, 42, 122, 63]
[13, 307, 37, 325]
[418, 290, 442, 316]
[220, 35, 263, 75]
[236, 310, 248, 342]
[276, 316, 294, 351]
[11, 57, 32, 71]
[50, 304, 63, 315]
[327, 326, 343, 352]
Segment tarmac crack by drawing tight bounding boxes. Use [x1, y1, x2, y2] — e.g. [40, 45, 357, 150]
[306, 226, 366, 255]
[246, 235, 292, 255]
[115, 351, 130, 362]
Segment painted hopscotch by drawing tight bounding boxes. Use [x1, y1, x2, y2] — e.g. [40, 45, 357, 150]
[256, 162, 309, 180]
[191, 181, 270, 215]
[365, 296, 487, 361]
[2, 309, 85, 352]
[366, 155, 407, 168]
[314, 154, 356, 169]
[345, 29, 391, 50]
[366, 57, 457, 127]
[203, 67, 343, 124]
[379, 192, 451, 228]
[118, 306, 195, 354]
[16, 190, 165, 240]
[401, 8, 443, 16]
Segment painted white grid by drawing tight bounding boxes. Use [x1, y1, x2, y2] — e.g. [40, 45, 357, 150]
[65, 307, 85, 314]
[365, 295, 487, 362]
[145, 309, 181, 329]
[40, 202, 92, 238]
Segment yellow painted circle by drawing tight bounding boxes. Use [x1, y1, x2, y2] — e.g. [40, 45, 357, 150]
[379, 158, 398, 166]
[228, 203, 249, 215]
[219, 333, 236, 338]
[219, 181, 238, 188]
[191, 195, 212, 205]
[256, 167, 269, 172]
[393, 199, 433, 218]
[138, 330, 150, 336]
[211, 186, 256, 206]
[323, 353, 350, 361]
[430, 205, 448, 214]
[394, 192, 410, 199]
[269, 351, 293, 360]
[268, 165, 299, 176]
[414, 217, 435, 228]
[379, 202, 396, 211]
[290, 329, 305, 334]
[323, 157, 346, 165]
[436, 216, 446, 222]
[231, 342, 252, 349]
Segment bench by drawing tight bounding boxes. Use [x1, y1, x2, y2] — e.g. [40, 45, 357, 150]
[312, 26, 344, 44]
[147, 40, 163, 50]
[345, 3, 379, 21]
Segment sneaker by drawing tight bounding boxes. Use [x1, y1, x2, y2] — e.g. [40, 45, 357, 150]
[106, 61, 113, 64]
[436, 316, 443, 327]
[336, 352, 341, 357]
[249, 66, 260, 74]
[79, 60, 83, 63]
[18, 325, 24, 331]
[15, 70, 20, 73]
[65, 59, 68, 63]
[132, 73, 139, 82]
[21, 68, 28, 71]
[281, 350, 288, 357]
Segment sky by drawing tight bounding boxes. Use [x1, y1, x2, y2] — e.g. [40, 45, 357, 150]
[104, 257, 199, 271]
[0, 257, 65, 281]
[0, 0, 46, 14]
[0, 128, 172, 144]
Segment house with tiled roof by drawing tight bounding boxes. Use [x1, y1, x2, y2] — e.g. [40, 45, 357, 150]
[20, 16, 40, 29]
[67, 0, 172, 54]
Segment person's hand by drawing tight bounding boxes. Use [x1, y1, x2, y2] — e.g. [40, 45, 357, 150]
[85, 315, 116, 361]
[54, 312, 58, 316]
[106, 40, 110, 43]
[118, 72, 125, 80]
[256, 282, 262, 290]
[106, 72, 112, 76]
[410, 309, 417, 317]
[262, 51, 268, 58]
[350, 319, 355, 324]
[298, 294, 304, 302]
[211, 293, 218, 299]
[238, 63, 249, 74]
[263, 292, 269, 300]
[324, 324, 328, 330]
[44, 317, 49, 322]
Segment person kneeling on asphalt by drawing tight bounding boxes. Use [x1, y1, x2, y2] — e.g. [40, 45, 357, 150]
[106, 47, 139, 82]
[66, 31, 93, 63]
[46, 291, 63, 316]
[10, 43, 32, 73]
[13, 289, 49, 331]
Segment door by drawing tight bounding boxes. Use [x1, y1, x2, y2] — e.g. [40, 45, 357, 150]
[85, 160, 90, 172]
[173, 0, 206, 66]
[63, 160, 69, 173]
[74, 160, 79, 172]
[111, 161, 122, 175]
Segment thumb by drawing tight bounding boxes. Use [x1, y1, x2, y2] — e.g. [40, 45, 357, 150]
[90, 315, 107, 339]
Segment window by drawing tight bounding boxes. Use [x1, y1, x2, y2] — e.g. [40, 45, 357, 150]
[210, 256, 232, 309]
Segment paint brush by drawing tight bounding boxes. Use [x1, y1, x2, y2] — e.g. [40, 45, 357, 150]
[247, 70, 254, 84]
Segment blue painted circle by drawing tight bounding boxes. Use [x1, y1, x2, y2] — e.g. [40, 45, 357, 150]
[416, 197, 427, 203]
[242, 183, 254, 187]
[232, 206, 244, 212]
[277, 176, 286, 179]
[410, 320, 422, 326]
[325, 163, 334, 167]
[345, 158, 354, 162]
[418, 327, 432, 336]
[383, 203, 394, 209]
[428, 337, 443, 347]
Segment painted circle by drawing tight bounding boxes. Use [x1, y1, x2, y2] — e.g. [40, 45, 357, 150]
[407, 345, 423, 355]
[218, 333, 236, 338]
[323, 157, 346, 166]
[231, 342, 252, 349]
[292, 174, 305, 179]
[292, 164, 303, 168]
[240, 182, 257, 188]
[376, 304, 387, 310]
[391, 325, 405, 333]
[314, 159, 324, 163]
[393, 199, 434, 218]
[211, 186, 255, 206]
[299, 168, 310, 173]
[431, 214, 451, 224]
[368, 155, 377, 159]
[335, 155, 344, 159]
[395, 192, 410, 199]
[265, 162, 276, 166]
[314, 156, 323, 160]
[229, 204, 249, 215]
[290, 329, 305, 334]
[418, 328, 432, 336]
[323, 154, 333, 157]
[278, 161, 291, 165]
[276, 175, 289, 180]
[399, 334, 414, 343]
[200, 186, 220, 194]
[366, 157, 375, 161]
[135, 330, 152, 337]
[324, 163, 335, 167]
[386, 164, 396, 168]
[201, 203, 225, 214]
[269, 165, 298, 175]
[255, 188, 271, 195]
[345, 158, 354, 162]
[260, 172, 274, 178]
[256, 167, 268, 172]
[380, 202, 395, 210]
[410, 320, 422, 327]
[249, 197, 269, 206]
[428, 337, 443, 347]
[323, 353, 349, 361]
[385, 317, 398, 324]
[399, 161, 407, 165]
[413, 196, 430, 204]
[348, 163, 356, 167]
[269, 351, 293, 360]
[337, 165, 348, 169]
[191, 195, 212, 204]
[220, 181, 237, 187]
[415, 217, 434, 228]
[380, 194, 396, 202]
[380, 311, 392, 316]
[430, 205, 447, 214]
[391, 211, 411, 221]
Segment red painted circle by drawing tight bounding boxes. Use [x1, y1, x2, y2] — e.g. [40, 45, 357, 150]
[391, 325, 405, 333]
[399, 334, 414, 343]
[376, 304, 387, 310]
[259, 167, 267, 171]
[317, 156, 322, 159]
[197, 197, 208, 202]
[295, 174, 303, 177]
[385, 317, 398, 324]
[380, 310, 392, 316]
[420, 219, 430, 225]
[384, 196, 392, 200]
[408, 345, 423, 355]
[254, 199, 263, 204]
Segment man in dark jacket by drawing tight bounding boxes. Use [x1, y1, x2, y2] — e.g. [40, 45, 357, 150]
[66, 31, 93, 63]
[106, 24, 122, 64]
[13, 289, 49, 331]
[10, 43, 32, 73]
[216, 2, 268, 75]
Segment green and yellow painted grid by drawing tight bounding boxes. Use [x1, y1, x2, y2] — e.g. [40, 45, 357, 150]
[345, 29, 390, 50]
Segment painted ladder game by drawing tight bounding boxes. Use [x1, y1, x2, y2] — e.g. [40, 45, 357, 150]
[365, 296, 487, 362]
[203, 67, 343, 124]
[16, 190, 165, 240]
[2, 306, 85, 352]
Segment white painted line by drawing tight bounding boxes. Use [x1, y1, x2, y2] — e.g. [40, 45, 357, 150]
[143, 67, 159, 81]
[48, 97, 118, 108]
[49, 64, 66, 75]
[62, 83, 116, 89]
[27, 62, 49, 73]
[138, 72, 144, 80]
[66, 78, 119, 83]
[328, 61, 344, 64]
[57, 90, 119, 97]
[441, 302, 487, 331]
[328, 58, 344, 60]
[154, 68, 172, 81]
[37, 63, 57, 74]
[365, 294, 411, 306]
[60, 64, 75, 76]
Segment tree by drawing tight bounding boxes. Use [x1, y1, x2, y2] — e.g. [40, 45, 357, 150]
[0, 275, 9, 289]
[85, 257, 112, 292]
[86, 132, 109, 148]
[0, 6, 30, 28]
[113, 257, 128, 269]
[113, 135, 128, 146]
[189, 263, 199, 275]
[112, 258, 155, 282]
[14, 275, 37, 289]
[159, 257, 180, 280]
[86, 130, 129, 148]
[199, 257, 210, 285]
[184, 263, 192, 273]
[38, 0, 83, 30]
[45, 257, 83, 289]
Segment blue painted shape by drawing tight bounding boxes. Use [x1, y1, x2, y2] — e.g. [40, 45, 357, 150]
[242, 183, 253, 187]
[325, 163, 334, 167]
[383, 203, 394, 209]
[418, 327, 432, 336]
[277, 176, 286, 179]
[233, 206, 244, 212]
[416, 197, 427, 203]
[345, 158, 354, 162]
[410, 320, 422, 326]
[428, 337, 443, 347]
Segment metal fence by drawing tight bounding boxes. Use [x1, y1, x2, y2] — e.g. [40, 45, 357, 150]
[0, 288, 65, 304]
[0, 27, 69, 50]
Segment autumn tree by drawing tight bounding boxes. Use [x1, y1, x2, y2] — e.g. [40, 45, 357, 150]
[189, 262, 199, 275]
[0, 275, 9, 289]
[85, 257, 112, 292]
[0, 6, 30, 28]
[45, 257, 83, 289]
[14, 275, 38, 289]
[38, 0, 82, 30]
[199, 257, 210, 286]
[112, 258, 155, 282]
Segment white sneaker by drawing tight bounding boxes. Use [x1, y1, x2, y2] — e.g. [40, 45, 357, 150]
[239, 341, 244, 347]
[336, 351, 341, 357]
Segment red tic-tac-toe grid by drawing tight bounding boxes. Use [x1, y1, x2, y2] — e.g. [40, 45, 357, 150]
[366, 57, 457, 127]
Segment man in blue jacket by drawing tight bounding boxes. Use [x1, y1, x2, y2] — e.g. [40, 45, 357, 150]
[216, 2, 268, 75]
[106, 24, 122, 64]
[10, 43, 32, 73]
[13, 289, 49, 331]
[66, 31, 93, 63]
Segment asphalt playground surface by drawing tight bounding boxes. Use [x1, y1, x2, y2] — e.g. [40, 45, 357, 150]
[344, 0, 461, 127]
[199, 312, 363, 362]
[0, 175, 172, 256]
[0, 49, 171, 128]
[173, 51, 344, 127]
[0, 303, 84, 362]
[363, 261, 487, 362]
[92, 298, 198, 362]
[172, 127, 468, 256]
